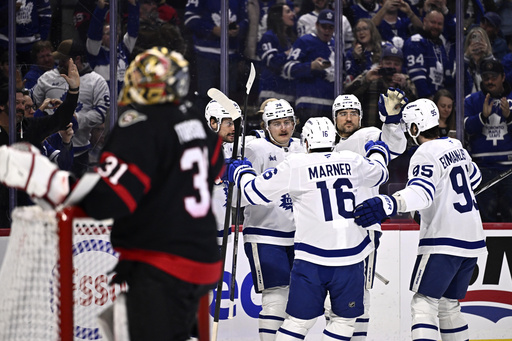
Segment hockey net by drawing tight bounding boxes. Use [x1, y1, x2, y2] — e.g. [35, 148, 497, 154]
[0, 205, 211, 341]
[0, 205, 121, 341]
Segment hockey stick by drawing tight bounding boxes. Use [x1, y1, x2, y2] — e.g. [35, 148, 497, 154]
[207, 88, 242, 341]
[474, 167, 512, 196]
[375, 271, 389, 285]
[228, 63, 256, 319]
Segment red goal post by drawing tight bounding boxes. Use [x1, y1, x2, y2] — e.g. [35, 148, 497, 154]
[0, 205, 210, 341]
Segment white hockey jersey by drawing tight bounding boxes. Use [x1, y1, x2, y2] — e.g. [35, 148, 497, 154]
[239, 150, 389, 266]
[211, 142, 234, 245]
[396, 137, 487, 258]
[334, 124, 406, 230]
[211, 136, 263, 245]
[243, 137, 303, 246]
[32, 67, 110, 156]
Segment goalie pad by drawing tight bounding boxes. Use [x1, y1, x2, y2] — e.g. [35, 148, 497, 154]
[0, 143, 70, 208]
[378, 88, 408, 124]
[353, 195, 397, 228]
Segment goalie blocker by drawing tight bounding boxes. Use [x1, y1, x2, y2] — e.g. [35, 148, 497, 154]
[0, 143, 70, 208]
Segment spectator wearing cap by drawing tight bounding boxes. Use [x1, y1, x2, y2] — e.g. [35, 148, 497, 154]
[345, 43, 417, 128]
[86, 0, 139, 92]
[464, 59, 512, 222]
[296, 0, 353, 52]
[282, 8, 336, 132]
[32, 39, 110, 177]
[480, 11, 509, 61]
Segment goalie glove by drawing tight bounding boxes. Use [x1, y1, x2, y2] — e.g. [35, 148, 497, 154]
[378, 87, 408, 124]
[364, 140, 390, 166]
[227, 158, 256, 188]
[353, 195, 397, 228]
[0, 143, 70, 208]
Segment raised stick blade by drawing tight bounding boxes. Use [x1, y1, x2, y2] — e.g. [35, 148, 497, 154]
[207, 88, 241, 120]
[246, 63, 256, 95]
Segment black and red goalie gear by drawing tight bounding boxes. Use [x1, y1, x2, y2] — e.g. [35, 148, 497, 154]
[80, 102, 224, 285]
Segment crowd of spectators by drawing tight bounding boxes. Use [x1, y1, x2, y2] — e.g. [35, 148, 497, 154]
[1, 0, 512, 227]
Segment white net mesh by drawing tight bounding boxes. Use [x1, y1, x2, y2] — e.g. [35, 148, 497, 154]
[0, 206, 122, 341]
[0, 206, 60, 341]
[71, 215, 121, 340]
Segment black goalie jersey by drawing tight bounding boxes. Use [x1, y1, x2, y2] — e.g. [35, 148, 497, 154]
[80, 102, 224, 285]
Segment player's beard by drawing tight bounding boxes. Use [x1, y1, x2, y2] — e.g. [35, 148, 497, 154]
[338, 122, 359, 137]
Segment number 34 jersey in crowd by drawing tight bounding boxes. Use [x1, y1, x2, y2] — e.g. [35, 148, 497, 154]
[396, 137, 487, 258]
[239, 150, 389, 267]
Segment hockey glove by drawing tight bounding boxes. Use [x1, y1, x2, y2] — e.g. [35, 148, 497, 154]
[228, 158, 256, 188]
[0, 143, 70, 208]
[353, 195, 397, 228]
[378, 87, 408, 124]
[221, 157, 234, 182]
[364, 140, 391, 166]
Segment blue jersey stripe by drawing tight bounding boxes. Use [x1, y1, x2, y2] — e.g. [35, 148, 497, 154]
[294, 235, 371, 258]
[419, 237, 486, 250]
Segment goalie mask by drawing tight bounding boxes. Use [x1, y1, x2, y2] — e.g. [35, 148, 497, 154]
[301, 117, 336, 153]
[205, 99, 241, 133]
[401, 98, 439, 144]
[118, 47, 190, 105]
[332, 94, 363, 123]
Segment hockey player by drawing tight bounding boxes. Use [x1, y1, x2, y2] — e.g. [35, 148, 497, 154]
[353, 98, 487, 341]
[332, 90, 407, 340]
[242, 98, 302, 340]
[205, 98, 242, 245]
[0, 47, 225, 340]
[229, 117, 391, 340]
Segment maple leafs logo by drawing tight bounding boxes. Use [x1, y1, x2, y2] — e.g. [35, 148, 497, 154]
[279, 193, 293, 212]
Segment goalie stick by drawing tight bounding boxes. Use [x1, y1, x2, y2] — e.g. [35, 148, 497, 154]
[207, 88, 242, 341]
[228, 63, 256, 319]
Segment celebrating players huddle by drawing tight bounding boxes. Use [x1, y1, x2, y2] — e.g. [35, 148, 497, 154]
[0, 46, 485, 340]
[221, 89, 485, 341]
